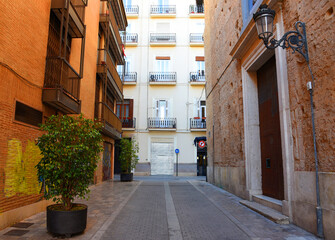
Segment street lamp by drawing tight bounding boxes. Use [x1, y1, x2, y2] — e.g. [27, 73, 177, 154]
[253, 4, 324, 238]
[253, 4, 309, 62]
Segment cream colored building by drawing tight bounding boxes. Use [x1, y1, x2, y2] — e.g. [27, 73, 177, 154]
[118, 0, 207, 176]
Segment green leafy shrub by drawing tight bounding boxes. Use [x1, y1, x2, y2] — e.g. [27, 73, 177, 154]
[36, 114, 103, 211]
[119, 138, 139, 174]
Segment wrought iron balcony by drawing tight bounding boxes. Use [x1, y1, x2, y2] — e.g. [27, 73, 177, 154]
[121, 33, 138, 44]
[122, 118, 136, 129]
[150, 33, 176, 44]
[190, 118, 206, 130]
[190, 33, 204, 44]
[150, 5, 176, 15]
[118, 72, 137, 83]
[149, 72, 177, 83]
[95, 102, 122, 139]
[189, 5, 204, 14]
[148, 118, 177, 129]
[43, 57, 81, 114]
[125, 5, 139, 15]
[190, 72, 205, 82]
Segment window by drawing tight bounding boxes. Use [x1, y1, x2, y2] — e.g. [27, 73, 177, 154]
[156, 58, 170, 72]
[156, 23, 170, 33]
[158, 0, 169, 6]
[155, 100, 168, 118]
[195, 100, 206, 118]
[116, 99, 133, 119]
[196, 56, 205, 76]
[241, 0, 262, 32]
[123, 0, 132, 6]
[15, 101, 42, 127]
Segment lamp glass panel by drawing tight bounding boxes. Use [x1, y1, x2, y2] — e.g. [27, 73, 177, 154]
[256, 15, 274, 40]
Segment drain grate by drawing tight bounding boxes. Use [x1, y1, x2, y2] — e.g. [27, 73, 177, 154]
[4, 229, 29, 236]
[11, 222, 34, 228]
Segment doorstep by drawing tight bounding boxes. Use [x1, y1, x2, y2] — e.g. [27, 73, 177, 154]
[239, 200, 289, 224]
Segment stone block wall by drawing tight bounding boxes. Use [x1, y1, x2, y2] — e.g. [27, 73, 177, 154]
[204, 0, 335, 237]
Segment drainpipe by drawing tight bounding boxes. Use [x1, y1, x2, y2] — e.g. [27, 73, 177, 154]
[306, 62, 324, 238]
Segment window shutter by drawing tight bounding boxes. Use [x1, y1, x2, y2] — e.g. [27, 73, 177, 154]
[129, 99, 134, 118]
[195, 56, 205, 61]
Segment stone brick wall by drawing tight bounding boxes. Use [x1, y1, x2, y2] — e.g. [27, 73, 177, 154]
[204, 0, 244, 169]
[281, 1, 335, 172]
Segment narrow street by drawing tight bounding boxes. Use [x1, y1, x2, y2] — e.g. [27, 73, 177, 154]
[0, 177, 317, 240]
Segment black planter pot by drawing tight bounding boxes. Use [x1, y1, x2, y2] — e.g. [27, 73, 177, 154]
[47, 204, 87, 237]
[120, 173, 133, 182]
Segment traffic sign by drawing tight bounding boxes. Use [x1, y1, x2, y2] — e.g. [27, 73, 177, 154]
[198, 140, 206, 148]
[175, 148, 180, 154]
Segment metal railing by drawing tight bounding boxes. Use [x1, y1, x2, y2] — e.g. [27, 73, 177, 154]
[149, 72, 177, 82]
[121, 33, 138, 43]
[118, 72, 137, 82]
[190, 72, 205, 82]
[189, 5, 204, 14]
[150, 33, 176, 43]
[148, 118, 177, 129]
[190, 118, 206, 129]
[71, 0, 87, 22]
[150, 5, 176, 14]
[190, 33, 204, 43]
[44, 57, 81, 100]
[122, 118, 136, 128]
[125, 5, 139, 14]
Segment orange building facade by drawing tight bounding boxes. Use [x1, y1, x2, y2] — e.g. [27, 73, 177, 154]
[0, 0, 127, 229]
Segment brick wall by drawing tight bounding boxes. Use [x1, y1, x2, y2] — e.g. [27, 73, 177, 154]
[0, 0, 51, 213]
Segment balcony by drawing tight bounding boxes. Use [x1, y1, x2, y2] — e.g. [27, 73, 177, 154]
[125, 5, 139, 18]
[97, 49, 123, 100]
[189, 5, 204, 18]
[43, 57, 81, 114]
[108, 0, 127, 31]
[190, 33, 204, 46]
[149, 72, 177, 85]
[96, 102, 122, 139]
[148, 118, 177, 130]
[190, 72, 205, 85]
[99, 3, 124, 64]
[121, 33, 138, 46]
[150, 33, 176, 46]
[190, 118, 206, 131]
[122, 118, 136, 130]
[118, 72, 137, 85]
[51, 0, 87, 38]
[150, 5, 176, 17]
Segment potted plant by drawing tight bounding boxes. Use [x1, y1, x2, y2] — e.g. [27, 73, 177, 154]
[119, 138, 139, 182]
[36, 114, 102, 237]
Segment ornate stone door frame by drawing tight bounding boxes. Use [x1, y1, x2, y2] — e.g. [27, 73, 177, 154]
[241, 7, 295, 219]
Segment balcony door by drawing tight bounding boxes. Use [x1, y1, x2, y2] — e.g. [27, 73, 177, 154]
[156, 100, 168, 119]
[158, 0, 169, 6]
[156, 59, 170, 73]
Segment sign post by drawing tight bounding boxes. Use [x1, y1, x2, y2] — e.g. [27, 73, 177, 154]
[175, 149, 179, 176]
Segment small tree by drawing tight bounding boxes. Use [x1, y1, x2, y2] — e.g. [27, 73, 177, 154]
[36, 114, 103, 211]
[119, 138, 139, 173]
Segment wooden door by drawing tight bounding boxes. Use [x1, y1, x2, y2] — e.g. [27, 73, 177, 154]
[257, 56, 284, 200]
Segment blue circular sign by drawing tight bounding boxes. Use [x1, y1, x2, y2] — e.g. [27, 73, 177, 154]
[175, 149, 180, 154]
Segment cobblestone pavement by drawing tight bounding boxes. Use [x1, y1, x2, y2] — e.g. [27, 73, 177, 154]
[0, 176, 319, 240]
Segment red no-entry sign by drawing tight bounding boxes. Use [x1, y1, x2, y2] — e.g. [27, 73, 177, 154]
[198, 140, 206, 148]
